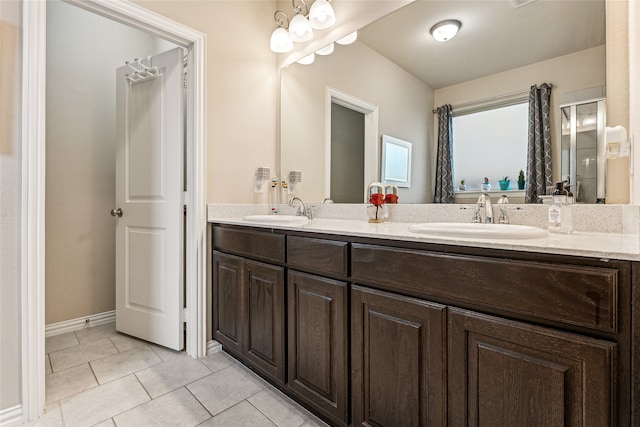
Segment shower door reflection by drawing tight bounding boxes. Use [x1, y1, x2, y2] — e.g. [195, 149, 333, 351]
[560, 99, 606, 203]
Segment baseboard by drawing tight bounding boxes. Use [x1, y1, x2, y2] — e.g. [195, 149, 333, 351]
[45, 310, 116, 338]
[207, 340, 222, 355]
[0, 405, 22, 427]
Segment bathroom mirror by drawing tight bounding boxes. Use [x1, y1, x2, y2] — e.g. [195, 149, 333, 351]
[280, 0, 606, 203]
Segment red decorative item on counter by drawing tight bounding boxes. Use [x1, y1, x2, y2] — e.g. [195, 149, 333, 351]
[384, 194, 398, 204]
[369, 193, 385, 206]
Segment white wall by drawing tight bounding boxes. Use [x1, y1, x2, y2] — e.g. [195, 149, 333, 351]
[281, 41, 434, 203]
[434, 45, 606, 184]
[45, 1, 178, 324]
[0, 0, 22, 411]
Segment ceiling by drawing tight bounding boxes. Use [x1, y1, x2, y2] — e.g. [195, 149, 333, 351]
[358, 0, 605, 90]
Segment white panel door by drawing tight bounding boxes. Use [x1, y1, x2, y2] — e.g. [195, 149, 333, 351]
[114, 48, 184, 350]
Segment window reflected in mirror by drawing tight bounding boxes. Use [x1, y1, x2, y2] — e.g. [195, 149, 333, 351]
[452, 103, 528, 192]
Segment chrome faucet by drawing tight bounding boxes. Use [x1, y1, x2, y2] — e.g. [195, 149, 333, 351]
[289, 197, 313, 219]
[475, 193, 494, 223]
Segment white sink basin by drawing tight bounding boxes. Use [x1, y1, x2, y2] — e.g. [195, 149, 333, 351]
[242, 214, 309, 226]
[408, 222, 547, 240]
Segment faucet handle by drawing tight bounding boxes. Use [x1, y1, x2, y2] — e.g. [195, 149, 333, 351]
[498, 206, 522, 224]
[498, 195, 510, 204]
[472, 206, 482, 223]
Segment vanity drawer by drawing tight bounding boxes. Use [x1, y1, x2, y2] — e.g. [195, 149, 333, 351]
[214, 226, 285, 263]
[351, 243, 618, 333]
[287, 236, 348, 278]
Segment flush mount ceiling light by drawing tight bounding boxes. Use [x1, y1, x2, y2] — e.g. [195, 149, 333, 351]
[309, 0, 336, 30]
[297, 52, 315, 65]
[430, 19, 461, 42]
[270, 11, 293, 53]
[316, 42, 334, 56]
[336, 31, 357, 45]
[289, 0, 313, 42]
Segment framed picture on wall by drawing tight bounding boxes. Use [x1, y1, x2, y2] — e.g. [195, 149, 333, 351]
[381, 135, 412, 188]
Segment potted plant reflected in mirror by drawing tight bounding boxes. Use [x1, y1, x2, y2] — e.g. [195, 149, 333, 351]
[518, 169, 526, 190]
[499, 176, 510, 191]
[458, 179, 466, 191]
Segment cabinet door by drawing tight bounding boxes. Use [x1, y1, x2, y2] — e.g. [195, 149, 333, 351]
[212, 251, 244, 356]
[287, 270, 349, 426]
[448, 308, 616, 427]
[243, 260, 285, 385]
[351, 285, 447, 427]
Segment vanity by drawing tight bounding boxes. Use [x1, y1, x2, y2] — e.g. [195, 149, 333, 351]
[210, 214, 639, 426]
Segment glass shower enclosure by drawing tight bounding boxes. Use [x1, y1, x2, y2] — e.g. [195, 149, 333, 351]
[560, 98, 606, 203]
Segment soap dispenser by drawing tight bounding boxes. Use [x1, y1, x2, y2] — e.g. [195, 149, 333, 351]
[548, 181, 572, 233]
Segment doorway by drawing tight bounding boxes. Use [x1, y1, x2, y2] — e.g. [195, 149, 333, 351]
[21, 0, 206, 421]
[45, 0, 182, 335]
[325, 87, 379, 203]
[330, 102, 365, 203]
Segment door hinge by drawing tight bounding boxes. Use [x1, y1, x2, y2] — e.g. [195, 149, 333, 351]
[183, 71, 187, 89]
[182, 307, 189, 323]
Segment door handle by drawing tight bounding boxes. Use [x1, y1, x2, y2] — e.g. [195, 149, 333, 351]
[110, 208, 123, 218]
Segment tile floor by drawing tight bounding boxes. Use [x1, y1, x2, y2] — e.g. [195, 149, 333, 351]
[28, 323, 329, 427]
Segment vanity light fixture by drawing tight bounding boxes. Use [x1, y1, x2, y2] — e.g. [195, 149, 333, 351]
[270, 0, 338, 53]
[309, 0, 336, 29]
[270, 11, 293, 53]
[316, 42, 334, 56]
[336, 31, 357, 45]
[297, 53, 315, 65]
[289, 0, 313, 42]
[430, 19, 461, 42]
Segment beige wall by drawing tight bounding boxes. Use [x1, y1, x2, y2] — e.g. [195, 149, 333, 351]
[0, 0, 22, 411]
[606, 0, 629, 130]
[281, 41, 433, 203]
[134, 0, 279, 204]
[434, 45, 606, 184]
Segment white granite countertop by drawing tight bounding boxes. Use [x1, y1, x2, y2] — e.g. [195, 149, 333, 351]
[209, 216, 640, 262]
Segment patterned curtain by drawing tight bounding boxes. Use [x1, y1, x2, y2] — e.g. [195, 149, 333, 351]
[525, 83, 552, 203]
[433, 104, 454, 203]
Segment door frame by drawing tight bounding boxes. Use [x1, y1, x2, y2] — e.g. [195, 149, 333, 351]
[325, 87, 379, 202]
[21, 0, 207, 420]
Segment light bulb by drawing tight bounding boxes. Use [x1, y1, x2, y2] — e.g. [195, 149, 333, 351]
[270, 27, 293, 53]
[316, 43, 334, 56]
[297, 53, 315, 65]
[309, 0, 336, 30]
[336, 31, 357, 45]
[289, 13, 313, 42]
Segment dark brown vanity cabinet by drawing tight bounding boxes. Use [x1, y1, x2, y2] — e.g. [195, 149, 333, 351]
[212, 225, 636, 426]
[287, 270, 349, 426]
[212, 226, 286, 386]
[351, 285, 447, 427]
[448, 308, 616, 427]
[351, 243, 629, 427]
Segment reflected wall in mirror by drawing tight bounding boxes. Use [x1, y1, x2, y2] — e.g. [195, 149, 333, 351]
[280, 0, 605, 204]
